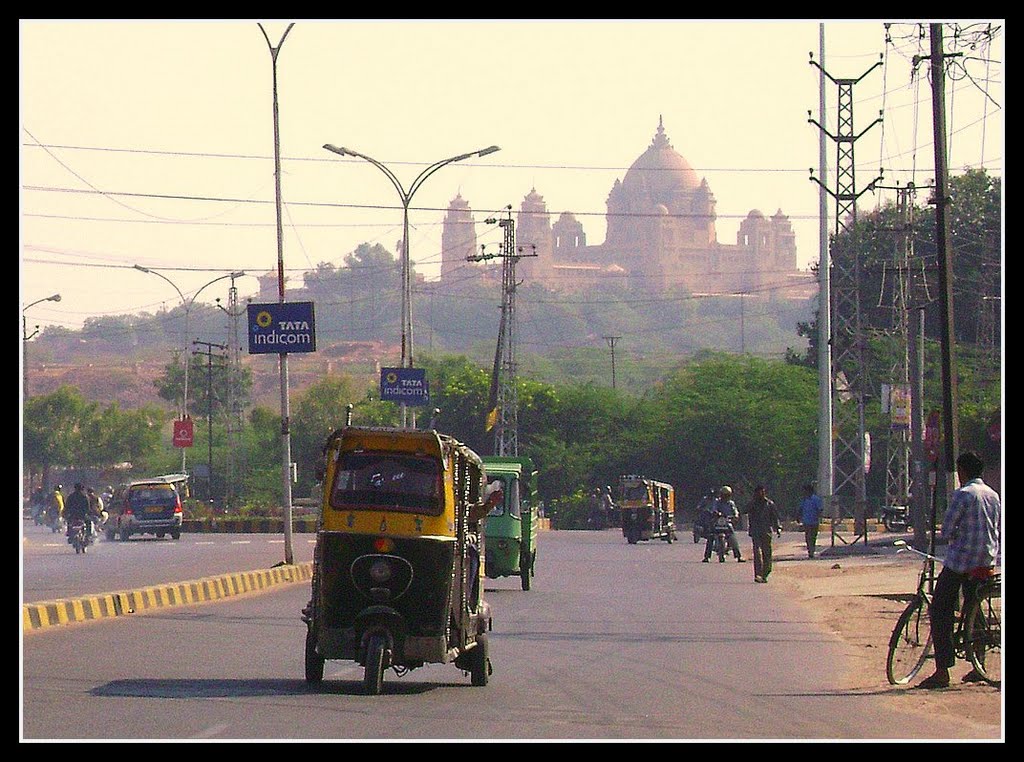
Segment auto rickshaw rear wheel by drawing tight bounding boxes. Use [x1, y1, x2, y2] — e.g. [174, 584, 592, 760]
[363, 633, 388, 695]
[304, 628, 324, 685]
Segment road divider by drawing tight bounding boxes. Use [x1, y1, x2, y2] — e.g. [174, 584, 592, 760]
[23, 562, 315, 633]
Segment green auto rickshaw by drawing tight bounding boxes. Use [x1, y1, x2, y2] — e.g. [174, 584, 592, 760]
[482, 456, 539, 591]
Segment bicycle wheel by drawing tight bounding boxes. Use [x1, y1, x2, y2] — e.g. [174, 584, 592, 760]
[964, 586, 1001, 686]
[887, 595, 933, 685]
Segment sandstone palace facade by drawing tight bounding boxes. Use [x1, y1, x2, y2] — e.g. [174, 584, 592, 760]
[440, 119, 808, 296]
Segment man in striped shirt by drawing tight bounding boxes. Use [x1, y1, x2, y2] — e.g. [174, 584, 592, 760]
[918, 451, 1002, 689]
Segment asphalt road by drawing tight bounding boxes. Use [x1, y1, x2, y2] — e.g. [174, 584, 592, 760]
[22, 527, 942, 741]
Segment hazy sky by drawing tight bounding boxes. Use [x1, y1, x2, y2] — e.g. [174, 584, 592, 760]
[20, 19, 1004, 335]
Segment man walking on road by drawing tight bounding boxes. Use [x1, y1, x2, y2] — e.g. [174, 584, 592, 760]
[744, 485, 781, 583]
[799, 483, 824, 558]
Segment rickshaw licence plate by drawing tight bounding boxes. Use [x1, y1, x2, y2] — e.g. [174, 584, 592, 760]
[145, 506, 164, 513]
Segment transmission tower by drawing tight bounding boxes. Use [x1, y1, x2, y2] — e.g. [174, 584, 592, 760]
[216, 275, 247, 510]
[809, 52, 884, 541]
[468, 207, 536, 456]
[882, 185, 915, 512]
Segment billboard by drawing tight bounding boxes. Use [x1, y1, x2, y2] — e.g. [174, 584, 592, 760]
[380, 367, 430, 406]
[247, 302, 316, 354]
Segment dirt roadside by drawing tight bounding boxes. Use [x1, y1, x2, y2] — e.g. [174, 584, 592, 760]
[770, 535, 1003, 741]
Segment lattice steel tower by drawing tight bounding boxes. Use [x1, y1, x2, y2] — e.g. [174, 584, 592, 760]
[469, 208, 536, 456]
[809, 53, 884, 534]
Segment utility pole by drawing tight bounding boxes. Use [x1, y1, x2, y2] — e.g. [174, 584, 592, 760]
[815, 24, 833, 520]
[603, 335, 621, 389]
[809, 50, 884, 545]
[928, 23, 961, 514]
[192, 340, 227, 502]
[469, 206, 536, 456]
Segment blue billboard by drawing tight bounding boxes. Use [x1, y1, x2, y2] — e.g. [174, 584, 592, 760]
[380, 367, 430, 406]
[247, 301, 316, 354]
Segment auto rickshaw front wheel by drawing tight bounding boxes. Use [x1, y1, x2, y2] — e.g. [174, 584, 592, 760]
[304, 628, 324, 685]
[363, 633, 388, 695]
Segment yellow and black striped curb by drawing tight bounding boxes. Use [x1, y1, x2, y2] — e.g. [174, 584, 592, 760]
[23, 562, 315, 633]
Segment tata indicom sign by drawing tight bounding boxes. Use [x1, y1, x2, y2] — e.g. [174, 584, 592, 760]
[247, 302, 316, 354]
[380, 367, 430, 406]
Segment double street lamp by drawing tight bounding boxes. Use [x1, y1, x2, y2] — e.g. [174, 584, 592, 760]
[322, 143, 500, 424]
[133, 265, 245, 473]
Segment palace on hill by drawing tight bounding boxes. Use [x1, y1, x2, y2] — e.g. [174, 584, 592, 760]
[439, 118, 810, 297]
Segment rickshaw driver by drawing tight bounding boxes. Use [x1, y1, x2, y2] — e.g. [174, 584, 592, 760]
[466, 481, 505, 603]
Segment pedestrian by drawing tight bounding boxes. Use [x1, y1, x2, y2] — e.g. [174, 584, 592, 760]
[798, 483, 824, 558]
[743, 484, 782, 583]
[917, 451, 1001, 689]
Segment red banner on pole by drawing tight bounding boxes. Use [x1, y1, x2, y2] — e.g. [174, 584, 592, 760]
[173, 417, 194, 448]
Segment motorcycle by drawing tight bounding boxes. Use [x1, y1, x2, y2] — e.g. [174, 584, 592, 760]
[711, 513, 734, 563]
[68, 519, 93, 554]
[45, 508, 66, 535]
[881, 504, 911, 532]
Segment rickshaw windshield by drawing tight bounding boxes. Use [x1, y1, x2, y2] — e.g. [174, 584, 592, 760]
[330, 451, 442, 515]
[486, 477, 521, 519]
[622, 483, 650, 502]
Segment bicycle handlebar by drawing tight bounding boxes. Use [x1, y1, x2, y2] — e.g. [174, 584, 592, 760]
[893, 539, 943, 564]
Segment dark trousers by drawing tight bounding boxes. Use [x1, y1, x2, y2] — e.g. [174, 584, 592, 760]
[704, 531, 742, 559]
[929, 566, 980, 670]
[751, 533, 774, 579]
[803, 525, 819, 557]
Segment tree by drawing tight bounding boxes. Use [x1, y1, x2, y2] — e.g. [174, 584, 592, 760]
[291, 375, 376, 497]
[23, 386, 96, 486]
[153, 354, 252, 418]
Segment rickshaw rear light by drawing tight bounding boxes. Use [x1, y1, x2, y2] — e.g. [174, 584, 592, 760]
[373, 537, 395, 553]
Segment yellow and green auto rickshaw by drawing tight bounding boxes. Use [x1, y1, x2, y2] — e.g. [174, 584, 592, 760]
[302, 426, 494, 694]
[482, 456, 539, 591]
[619, 474, 677, 545]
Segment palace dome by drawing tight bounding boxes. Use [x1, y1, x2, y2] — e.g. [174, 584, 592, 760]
[619, 117, 701, 200]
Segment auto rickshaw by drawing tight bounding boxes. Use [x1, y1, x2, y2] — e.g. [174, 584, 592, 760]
[482, 456, 539, 591]
[302, 426, 494, 694]
[618, 474, 677, 545]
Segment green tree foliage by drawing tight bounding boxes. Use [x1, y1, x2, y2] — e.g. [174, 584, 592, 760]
[643, 352, 818, 516]
[153, 353, 252, 419]
[23, 387, 168, 485]
[24, 386, 94, 484]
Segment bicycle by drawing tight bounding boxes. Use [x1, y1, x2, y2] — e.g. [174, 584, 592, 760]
[886, 539, 1001, 687]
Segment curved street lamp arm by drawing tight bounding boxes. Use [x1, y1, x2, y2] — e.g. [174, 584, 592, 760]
[323, 144, 408, 202]
[134, 264, 186, 305]
[406, 147, 498, 201]
[23, 294, 61, 312]
[188, 272, 248, 308]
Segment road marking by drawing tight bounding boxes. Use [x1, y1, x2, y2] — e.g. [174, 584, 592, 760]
[229, 540, 252, 545]
[193, 723, 231, 739]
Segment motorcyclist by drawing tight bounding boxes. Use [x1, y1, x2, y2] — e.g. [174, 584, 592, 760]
[86, 487, 107, 537]
[702, 485, 745, 563]
[694, 489, 716, 541]
[64, 483, 92, 542]
[45, 485, 65, 531]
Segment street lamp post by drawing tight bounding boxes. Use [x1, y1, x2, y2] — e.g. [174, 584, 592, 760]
[22, 293, 61, 395]
[323, 143, 500, 426]
[133, 266, 245, 473]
